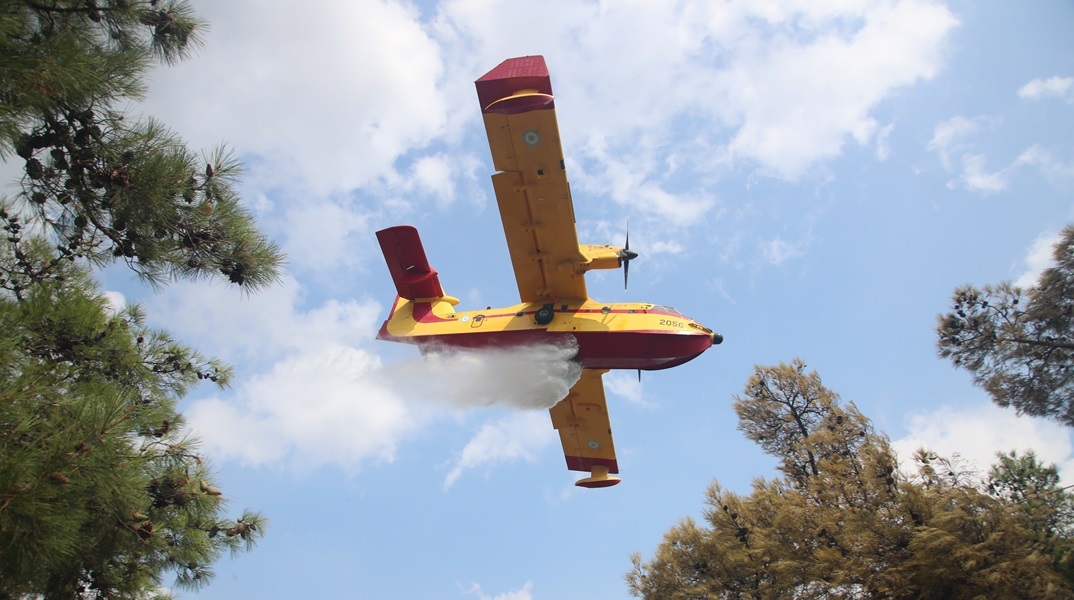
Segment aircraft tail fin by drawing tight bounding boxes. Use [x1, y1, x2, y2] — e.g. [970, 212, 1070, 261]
[376, 225, 446, 300]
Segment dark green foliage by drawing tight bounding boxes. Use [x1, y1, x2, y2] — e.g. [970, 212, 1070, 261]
[988, 450, 1074, 580]
[0, 237, 265, 597]
[1, 0, 283, 291]
[937, 226, 1074, 425]
[0, 2, 278, 596]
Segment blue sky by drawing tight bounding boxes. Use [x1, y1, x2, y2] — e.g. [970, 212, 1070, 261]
[90, 0, 1074, 597]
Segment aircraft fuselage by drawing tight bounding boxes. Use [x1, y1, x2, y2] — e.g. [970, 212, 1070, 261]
[377, 296, 721, 370]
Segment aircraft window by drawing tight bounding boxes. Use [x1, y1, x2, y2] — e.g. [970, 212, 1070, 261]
[652, 305, 682, 315]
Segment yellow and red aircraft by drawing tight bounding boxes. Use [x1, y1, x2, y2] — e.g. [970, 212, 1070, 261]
[376, 56, 721, 488]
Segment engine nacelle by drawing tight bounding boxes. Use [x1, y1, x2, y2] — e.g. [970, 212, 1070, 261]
[579, 243, 624, 272]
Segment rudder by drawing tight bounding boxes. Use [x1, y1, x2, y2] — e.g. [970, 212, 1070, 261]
[376, 225, 445, 300]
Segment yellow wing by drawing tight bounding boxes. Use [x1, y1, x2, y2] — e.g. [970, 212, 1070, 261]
[476, 56, 588, 303]
[549, 369, 621, 488]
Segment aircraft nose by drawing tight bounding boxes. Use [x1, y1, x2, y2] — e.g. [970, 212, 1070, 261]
[711, 332, 724, 345]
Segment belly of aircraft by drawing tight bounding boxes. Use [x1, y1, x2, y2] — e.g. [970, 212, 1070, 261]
[393, 328, 714, 371]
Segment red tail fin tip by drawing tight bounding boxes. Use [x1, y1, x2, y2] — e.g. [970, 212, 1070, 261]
[376, 226, 445, 300]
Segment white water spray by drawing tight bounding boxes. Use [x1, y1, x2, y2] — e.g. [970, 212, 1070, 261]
[386, 338, 582, 410]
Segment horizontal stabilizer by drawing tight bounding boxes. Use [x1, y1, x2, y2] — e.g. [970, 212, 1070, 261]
[376, 226, 445, 300]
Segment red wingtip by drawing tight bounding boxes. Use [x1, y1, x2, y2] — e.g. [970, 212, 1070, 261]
[475, 56, 555, 114]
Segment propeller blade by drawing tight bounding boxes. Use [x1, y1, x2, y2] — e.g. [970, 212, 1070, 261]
[620, 221, 638, 290]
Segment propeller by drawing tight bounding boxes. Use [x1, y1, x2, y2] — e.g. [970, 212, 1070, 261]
[619, 223, 639, 289]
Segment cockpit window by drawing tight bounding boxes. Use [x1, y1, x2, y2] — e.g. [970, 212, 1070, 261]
[651, 305, 682, 316]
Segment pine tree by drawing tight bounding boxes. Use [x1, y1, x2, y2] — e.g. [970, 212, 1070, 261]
[627, 361, 1073, 599]
[937, 225, 1074, 426]
[1, 0, 283, 290]
[987, 450, 1074, 581]
[0, 1, 279, 596]
[0, 236, 265, 597]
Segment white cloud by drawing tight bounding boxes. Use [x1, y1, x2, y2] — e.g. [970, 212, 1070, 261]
[444, 411, 556, 489]
[947, 146, 1073, 194]
[1012, 145, 1074, 181]
[142, 0, 447, 195]
[411, 154, 458, 206]
[575, 152, 716, 225]
[712, 0, 959, 179]
[761, 236, 809, 265]
[394, 151, 486, 210]
[648, 239, 686, 255]
[143, 275, 382, 368]
[462, 581, 535, 600]
[605, 371, 648, 407]
[1018, 75, 1074, 103]
[927, 115, 984, 171]
[1015, 229, 1061, 289]
[279, 197, 373, 276]
[928, 119, 1072, 193]
[145, 276, 416, 472]
[875, 123, 895, 160]
[892, 402, 1074, 484]
[186, 344, 419, 471]
[957, 153, 1009, 193]
[102, 290, 126, 316]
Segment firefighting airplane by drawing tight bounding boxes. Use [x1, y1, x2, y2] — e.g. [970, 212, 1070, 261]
[376, 56, 721, 488]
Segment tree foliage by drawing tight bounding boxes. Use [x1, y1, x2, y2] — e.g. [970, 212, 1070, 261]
[627, 361, 1074, 599]
[987, 450, 1074, 580]
[937, 226, 1074, 426]
[0, 1, 278, 596]
[1, 0, 283, 290]
[0, 237, 265, 597]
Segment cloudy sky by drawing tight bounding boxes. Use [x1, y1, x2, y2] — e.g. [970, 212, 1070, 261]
[94, 0, 1074, 597]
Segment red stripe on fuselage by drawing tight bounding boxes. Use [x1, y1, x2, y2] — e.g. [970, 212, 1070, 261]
[382, 327, 712, 371]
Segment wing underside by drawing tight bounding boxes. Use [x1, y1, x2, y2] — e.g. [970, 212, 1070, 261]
[549, 369, 620, 488]
[477, 57, 621, 488]
[477, 56, 587, 304]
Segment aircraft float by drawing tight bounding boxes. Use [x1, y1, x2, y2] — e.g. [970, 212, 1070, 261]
[376, 56, 722, 488]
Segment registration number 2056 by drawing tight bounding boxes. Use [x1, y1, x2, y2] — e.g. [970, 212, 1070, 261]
[659, 319, 685, 328]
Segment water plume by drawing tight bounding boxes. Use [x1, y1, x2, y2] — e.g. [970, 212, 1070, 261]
[387, 338, 582, 410]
